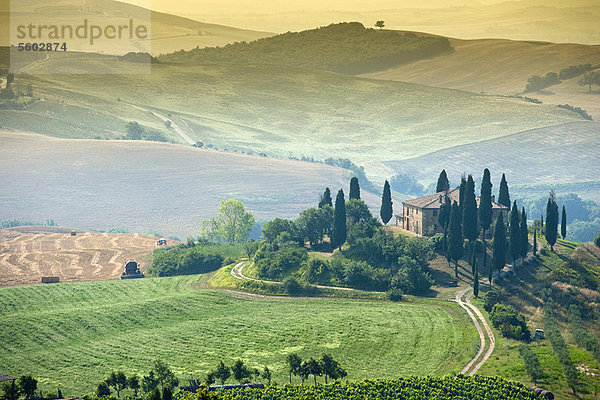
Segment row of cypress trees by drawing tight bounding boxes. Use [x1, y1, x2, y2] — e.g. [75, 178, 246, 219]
[437, 168, 567, 292]
[319, 177, 394, 250]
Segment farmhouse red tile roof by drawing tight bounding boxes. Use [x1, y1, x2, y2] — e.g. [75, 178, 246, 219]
[402, 187, 508, 210]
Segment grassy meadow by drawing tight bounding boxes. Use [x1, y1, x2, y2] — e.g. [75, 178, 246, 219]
[0, 274, 476, 396]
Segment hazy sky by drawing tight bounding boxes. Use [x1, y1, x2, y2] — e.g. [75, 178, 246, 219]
[117, 0, 600, 44]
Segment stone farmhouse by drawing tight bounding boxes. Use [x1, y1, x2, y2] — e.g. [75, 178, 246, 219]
[395, 187, 508, 236]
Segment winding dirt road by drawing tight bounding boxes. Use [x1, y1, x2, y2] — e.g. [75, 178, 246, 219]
[231, 261, 495, 374]
[126, 103, 196, 145]
[456, 286, 496, 375]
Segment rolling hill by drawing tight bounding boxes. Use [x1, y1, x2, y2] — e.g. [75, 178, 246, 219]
[2, 51, 587, 185]
[0, 131, 380, 238]
[362, 37, 600, 118]
[383, 121, 600, 203]
[159, 22, 453, 74]
[0, 275, 475, 395]
[143, 0, 600, 45]
[0, 0, 272, 55]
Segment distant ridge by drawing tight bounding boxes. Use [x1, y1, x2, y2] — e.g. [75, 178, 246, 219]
[159, 22, 452, 74]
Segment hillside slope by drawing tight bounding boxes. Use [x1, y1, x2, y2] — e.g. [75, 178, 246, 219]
[0, 0, 272, 55]
[384, 121, 600, 202]
[362, 37, 600, 118]
[2, 55, 586, 183]
[0, 276, 474, 395]
[159, 22, 452, 74]
[0, 131, 378, 238]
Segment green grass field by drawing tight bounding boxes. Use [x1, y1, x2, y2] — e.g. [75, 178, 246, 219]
[0, 275, 476, 396]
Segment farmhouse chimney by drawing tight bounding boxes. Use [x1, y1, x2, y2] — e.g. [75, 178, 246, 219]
[439, 195, 443, 203]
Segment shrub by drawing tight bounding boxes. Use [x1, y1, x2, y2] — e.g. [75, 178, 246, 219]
[283, 277, 303, 296]
[594, 232, 600, 248]
[483, 290, 503, 312]
[387, 287, 403, 302]
[148, 242, 243, 277]
[255, 245, 308, 280]
[490, 304, 530, 340]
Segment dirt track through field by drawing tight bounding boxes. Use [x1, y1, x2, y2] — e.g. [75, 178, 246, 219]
[0, 227, 172, 287]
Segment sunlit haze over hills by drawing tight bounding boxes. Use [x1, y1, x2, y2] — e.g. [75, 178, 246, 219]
[119, 0, 600, 44]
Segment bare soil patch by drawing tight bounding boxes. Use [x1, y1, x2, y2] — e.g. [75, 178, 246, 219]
[0, 227, 174, 287]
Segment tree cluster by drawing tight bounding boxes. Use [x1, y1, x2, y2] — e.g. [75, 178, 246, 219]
[125, 122, 168, 142]
[489, 304, 531, 340]
[0, 375, 37, 400]
[160, 22, 452, 75]
[286, 353, 346, 386]
[148, 240, 244, 277]
[97, 360, 177, 399]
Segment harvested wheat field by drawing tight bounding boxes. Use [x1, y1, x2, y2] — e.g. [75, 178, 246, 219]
[0, 227, 171, 287]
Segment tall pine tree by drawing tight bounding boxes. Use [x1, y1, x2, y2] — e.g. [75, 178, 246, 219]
[545, 190, 559, 252]
[349, 177, 361, 200]
[509, 201, 520, 267]
[479, 168, 493, 269]
[319, 187, 332, 208]
[436, 169, 450, 193]
[448, 201, 464, 278]
[332, 189, 347, 250]
[561, 205, 567, 240]
[533, 229, 537, 256]
[520, 207, 528, 260]
[492, 212, 506, 279]
[380, 180, 393, 224]
[498, 173, 510, 207]
[462, 175, 478, 272]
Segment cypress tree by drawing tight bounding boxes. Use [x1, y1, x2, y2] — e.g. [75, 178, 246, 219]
[349, 177, 360, 200]
[459, 175, 467, 217]
[438, 194, 452, 230]
[443, 227, 451, 267]
[561, 205, 567, 240]
[533, 229, 537, 256]
[492, 212, 506, 275]
[462, 175, 478, 272]
[332, 189, 347, 250]
[545, 191, 559, 252]
[509, 201, 520, 267]
[436, 169, 450, 193]
[319, 187, 332, 208]
[448, 201, 464, 278]
[520, 207, 528, 260]
[479, 169, 493, 269]
[473, 257, 479, 298]
[498, 173, 510, 207]
[380, 180, 393, 224]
